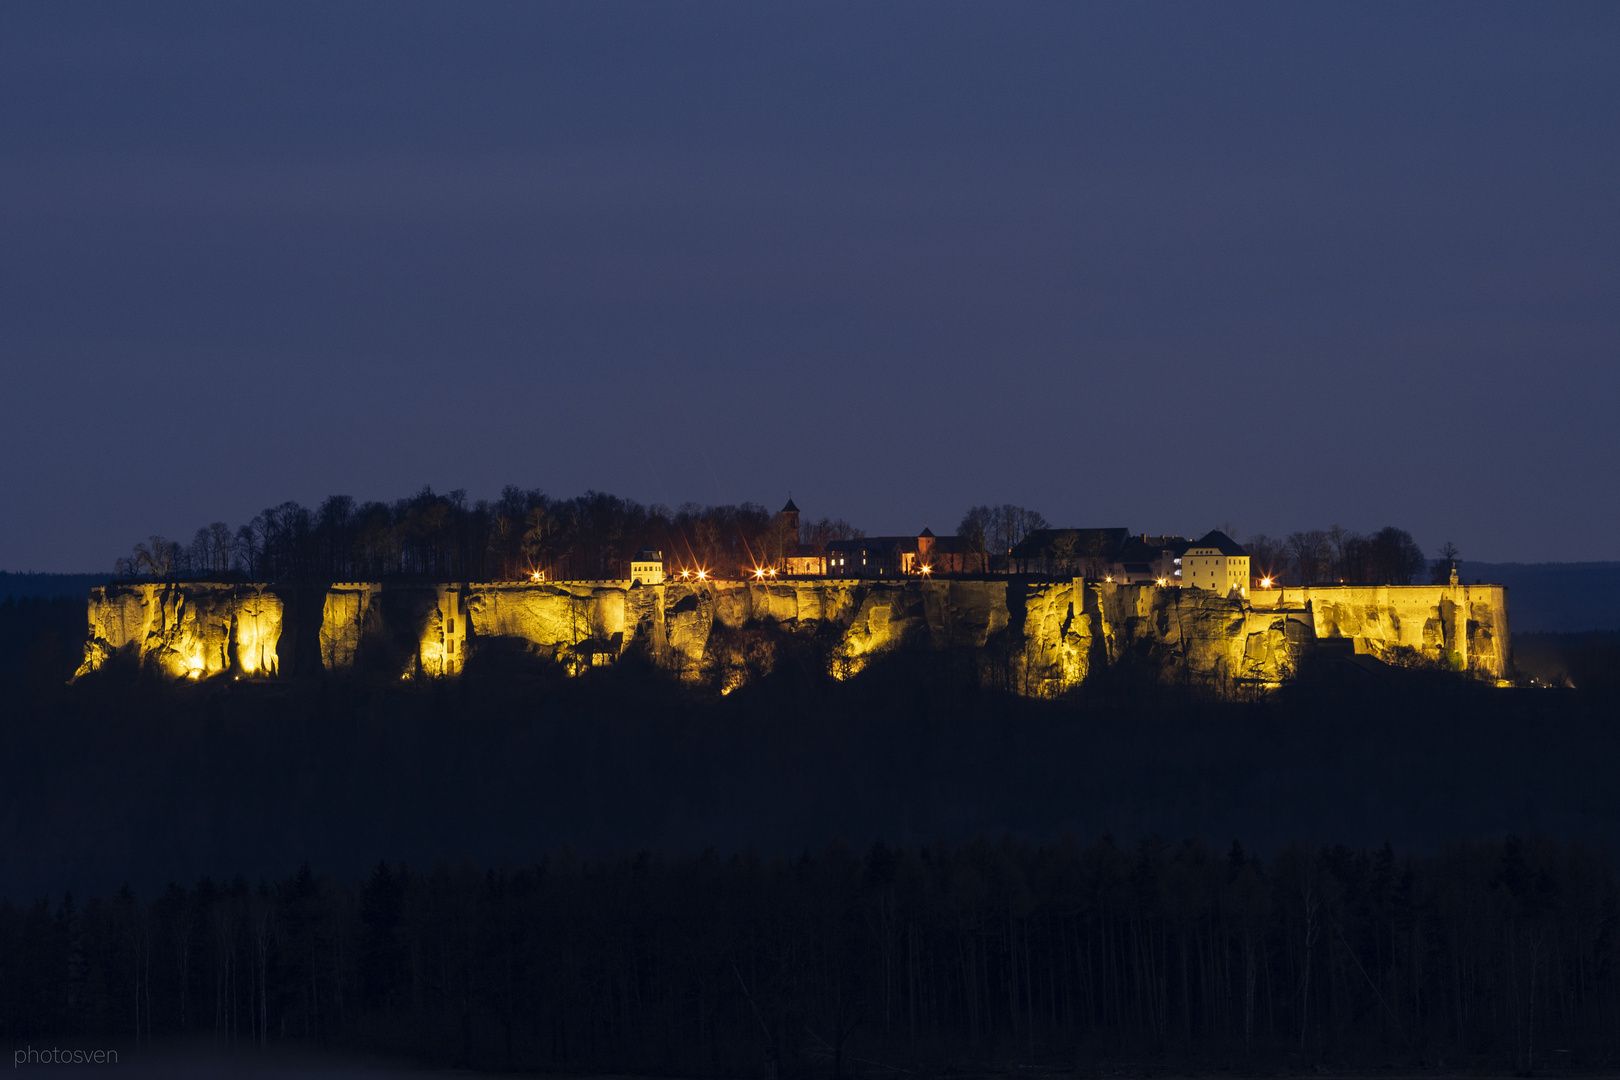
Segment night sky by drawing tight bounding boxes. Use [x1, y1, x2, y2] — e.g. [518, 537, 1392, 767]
[3, 2, 1617, 571]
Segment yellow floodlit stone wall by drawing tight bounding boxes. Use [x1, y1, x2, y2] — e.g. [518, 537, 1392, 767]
[1250, 584, 1509, 676]
[78, 578, 1510, 691]
[76, 583, 281, 680]
[319, 583, 380, 671]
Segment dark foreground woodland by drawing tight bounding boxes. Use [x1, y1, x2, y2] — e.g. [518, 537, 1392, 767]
[3, 837, 1620, 1075]
[2, 598, 1620, 1073]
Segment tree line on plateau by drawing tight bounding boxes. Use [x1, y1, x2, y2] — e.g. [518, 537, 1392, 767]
[1, 836, 1614, 1074]
[112, 488, 863, 584]
[109, 486, 1456, 588]
[1244, 527, 1452, 588]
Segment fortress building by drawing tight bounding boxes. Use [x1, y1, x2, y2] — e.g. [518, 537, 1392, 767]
[629, 549, 665, 586]
[1182, 530, 1250, 598]
[77, 494, 1510, 691]
[824, 528, 973, 577]
[1009, 529, 1192, 584]
[777, 498, 828, 575]
[825, 534, 917, 577]
[1010, 528, 1129, 576]
[1114, 535, 1191, 584]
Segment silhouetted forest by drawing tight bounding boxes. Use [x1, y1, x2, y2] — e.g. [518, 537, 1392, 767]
[1243, 526, 1440, 587]
[5, 597, 1620, 1073]
[112, 487, 862, 583]
[5, 835, 1620, 1074]
[107, 483, 1469, 588]
[3, 585, 1619, 888]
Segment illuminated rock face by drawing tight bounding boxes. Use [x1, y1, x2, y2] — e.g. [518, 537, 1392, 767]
[319, 584, 380, 671]
[1253, 584, 1510, 676]
[77, 583, 281, 679]
[464, 582, 626, 669]
[80, 579, 1510, 689]
[1002, 581, 1307, 694]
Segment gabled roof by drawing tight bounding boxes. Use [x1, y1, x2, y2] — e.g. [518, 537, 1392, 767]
[1189, 530, 1247, 556]
[825, 536, 915, 552]
[919, 527, 935, 538]
[1116, 534, 1191, 562]
[632, 548, 663, 561]
[1143, 534, 1193, 554]
[781, 497, 799, 513]
[1010, 528, 1130, 560]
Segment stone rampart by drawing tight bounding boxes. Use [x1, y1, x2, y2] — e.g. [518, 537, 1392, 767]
[77, 579, 1510, 689]
[1251, 584, 1509, 676]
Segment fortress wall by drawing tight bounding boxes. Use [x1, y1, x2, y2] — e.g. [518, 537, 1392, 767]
[79, 578, 1511, 688]
[1250, 584, 1509, 677]
[1047, 583, 1308, 690]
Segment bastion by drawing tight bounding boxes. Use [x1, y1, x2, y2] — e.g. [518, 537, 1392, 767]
[76, 578, 1510, 691]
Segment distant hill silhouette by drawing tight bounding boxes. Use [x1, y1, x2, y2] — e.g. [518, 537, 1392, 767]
[1459, 561, 1620, 632]
[0, 571, 111, 602]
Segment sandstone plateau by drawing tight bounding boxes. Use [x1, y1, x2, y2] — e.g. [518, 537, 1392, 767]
[76, 578, 1511, 691]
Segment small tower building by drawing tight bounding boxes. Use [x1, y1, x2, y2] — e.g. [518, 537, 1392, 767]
[779, 497, 800, 544]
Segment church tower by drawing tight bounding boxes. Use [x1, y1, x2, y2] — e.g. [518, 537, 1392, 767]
[779, 497, 800, 549]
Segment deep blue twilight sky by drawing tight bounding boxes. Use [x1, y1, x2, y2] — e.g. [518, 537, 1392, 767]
[2, 2, 1617, 570]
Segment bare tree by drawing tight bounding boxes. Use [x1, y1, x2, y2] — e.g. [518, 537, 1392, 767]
[957, 506, 993, 574]
[119, 535, 180, 580]
[991, 504, 1048, 556]
[804, 517, 860, 553]
[1245, 534, 1287, 583]
[1286, 531, 1331, 585]
[1370, 526, 1428, 585]
[1046, 530, 1078, 575]
[1432, 540, 1461, 585]
[762, 513, 797, 566]
[1327, 525, 1353, 577]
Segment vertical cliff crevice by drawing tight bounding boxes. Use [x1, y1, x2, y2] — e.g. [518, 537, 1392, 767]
[77, 579, 1513, 689]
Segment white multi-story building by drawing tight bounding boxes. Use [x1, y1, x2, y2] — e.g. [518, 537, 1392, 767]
[629, 548, 665, 586]
[1181, 530, 1249, 597]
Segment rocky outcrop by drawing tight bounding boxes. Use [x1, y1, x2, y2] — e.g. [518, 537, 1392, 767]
[1007, 582, 1316, 694]
[77, 579, 1511, 689]
[77, 583, 281, 679]
[1253, 584, 1509, 677]
[319, 584, 380, 671]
